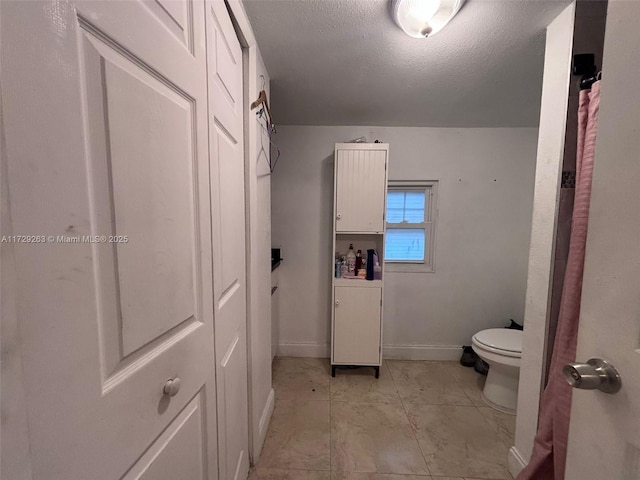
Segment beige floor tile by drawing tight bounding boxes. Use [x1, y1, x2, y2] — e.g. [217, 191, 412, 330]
[248, 468, 331, 479]
[331, 472, 433, 479]
[476, 407, 516, 447]
[387, 361, 473, 406]
[331, 362, 401, 404]
[441, 363, 486, 406]
[464, 477, 513, 480]
[273, 357, 331, 400]
[331, 401, 430, 475]
[259, 399, 330, 471]
[405, 404, 511, 479]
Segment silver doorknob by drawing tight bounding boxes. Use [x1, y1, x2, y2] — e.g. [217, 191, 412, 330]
[163, 377, 181, 397]
[562, 358, 621, 394]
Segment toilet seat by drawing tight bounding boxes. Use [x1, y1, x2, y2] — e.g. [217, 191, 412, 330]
[472, 329, 522, 358]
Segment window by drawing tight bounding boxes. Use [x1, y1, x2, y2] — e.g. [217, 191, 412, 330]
[385, 181, 437, 271]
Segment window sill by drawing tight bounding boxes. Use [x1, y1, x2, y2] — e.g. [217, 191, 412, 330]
[384, 262, 435, 274]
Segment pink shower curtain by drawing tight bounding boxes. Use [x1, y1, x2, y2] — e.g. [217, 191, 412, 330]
[518, 80, 601, 480]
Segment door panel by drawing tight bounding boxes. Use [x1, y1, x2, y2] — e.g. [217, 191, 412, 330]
[209, 3, 243, 136]
[565, 3, 640, 479]
[81, 27, 198, 358]
[150, 0, 194, 52]
[217, 124, 245, 293]
[220, 334, 250, 480]
[333, 287, 382, 364]
[124, 391, 207, 480]
[335, 148, 387, 233]
[2, 1, 218, 478]
[206, 2, 250, 479]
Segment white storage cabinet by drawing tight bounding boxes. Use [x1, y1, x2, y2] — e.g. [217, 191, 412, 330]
[331, 143, 388, 378]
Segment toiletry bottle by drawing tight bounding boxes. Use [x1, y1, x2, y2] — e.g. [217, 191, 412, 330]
[374, 262, 382, 280]
[340, 256, 348, 278]
[335, 256, 342, 278]
[355, 249, 362, 275]
[346, 244, 356, 276]
[373, 251, 382, 280]
[366, 249, 375, 280]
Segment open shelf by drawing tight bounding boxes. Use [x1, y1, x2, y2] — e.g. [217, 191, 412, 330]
[333, 278, 383, 288]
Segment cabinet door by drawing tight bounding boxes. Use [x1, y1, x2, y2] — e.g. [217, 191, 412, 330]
[335, 148, 387, 232]
[333, 287, 382, 365]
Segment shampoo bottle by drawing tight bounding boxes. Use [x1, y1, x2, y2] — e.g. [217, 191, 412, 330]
[346, 244, 356, 275]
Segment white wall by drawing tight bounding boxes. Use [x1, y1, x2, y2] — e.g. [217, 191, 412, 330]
[510, 3, 575, 477]
[271, 126, 538, 359]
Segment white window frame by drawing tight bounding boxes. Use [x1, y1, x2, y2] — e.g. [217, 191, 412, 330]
[384, 180, 438, 273]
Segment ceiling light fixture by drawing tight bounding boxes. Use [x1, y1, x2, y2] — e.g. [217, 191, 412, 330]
[392, 0, 465, 38]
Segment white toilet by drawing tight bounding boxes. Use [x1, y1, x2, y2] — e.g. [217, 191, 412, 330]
[471, 328, 523, 413]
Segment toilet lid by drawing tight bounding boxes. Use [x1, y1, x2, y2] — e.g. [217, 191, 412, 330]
[473, 328, 522, 353]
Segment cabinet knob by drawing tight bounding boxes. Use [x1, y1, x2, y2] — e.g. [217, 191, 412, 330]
[335, 300, 340, 306]
[336, 213, 341, 220]
[163, 377, 181, 397]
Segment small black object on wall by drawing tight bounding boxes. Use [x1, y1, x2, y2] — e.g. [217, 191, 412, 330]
[573, 53, 601, 90]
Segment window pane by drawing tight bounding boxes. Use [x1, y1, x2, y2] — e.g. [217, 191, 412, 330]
[386, 190, 426, 224]
[386, 192, 405, 209]
[404, 192, 425, 223]
[404, 192, 425, 209]
[387, 208, 404, 223]
[385, 228, 425, 261]
[404, 208, 424, 223]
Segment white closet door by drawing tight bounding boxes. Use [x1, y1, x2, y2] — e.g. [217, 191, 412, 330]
[2, 1, 218, 479]
[335, 148, 387, 233]
[333, 287, 382, 364]
[206, 2, 250, 480]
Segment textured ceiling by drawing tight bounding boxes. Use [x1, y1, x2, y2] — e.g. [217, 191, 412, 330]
[244, 0, 570, 127]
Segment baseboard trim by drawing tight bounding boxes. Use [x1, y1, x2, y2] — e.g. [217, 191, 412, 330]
[277, 342, 330, 358]
[276, 343, 462, 361]
[253, 388, 275, 463]
[508, 446, 527, 478]
[382, 344, 462, 361]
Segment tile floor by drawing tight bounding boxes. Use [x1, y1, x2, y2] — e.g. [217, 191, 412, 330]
[250, 358, 515, 480]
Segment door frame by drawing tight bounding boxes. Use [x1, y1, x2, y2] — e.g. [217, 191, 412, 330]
[509, 4, 575, 476]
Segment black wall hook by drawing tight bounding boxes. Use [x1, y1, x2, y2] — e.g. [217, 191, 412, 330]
[573, 53, 601, 90]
